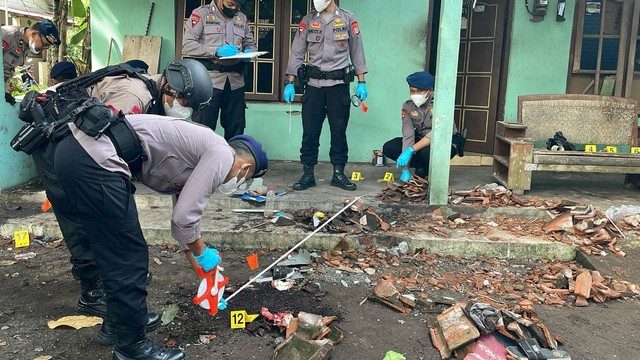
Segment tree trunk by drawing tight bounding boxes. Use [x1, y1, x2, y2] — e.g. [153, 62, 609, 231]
[79, 10, 91, 74]
[57, 0, 69, 61]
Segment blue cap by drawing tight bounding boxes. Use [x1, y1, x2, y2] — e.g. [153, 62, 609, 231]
[50, 61, 77, 80]
[33, 19, 61, 46]
[406, 71, 435, 90]
[228, 135, 268, 178]
[237, 0, 245, 4]
[125, 59, 149, 72]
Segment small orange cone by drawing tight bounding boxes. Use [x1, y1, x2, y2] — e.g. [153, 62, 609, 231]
[41, 198, 52, 212]
[360, 101, 369, 113]
[246, 253, 259, 270]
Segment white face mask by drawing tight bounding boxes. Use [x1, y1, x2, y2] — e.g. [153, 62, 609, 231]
[163, 98, 193, 119]
[314, 0, 330, 12]
[218, 166, 250, 195]
[411, 93, 429, 107]
[29, 38, 40, 54]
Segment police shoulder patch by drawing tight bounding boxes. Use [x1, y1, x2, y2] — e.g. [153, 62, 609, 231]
[350, 21, 360, 36]
[191, 13, 201, 28]
[298, 22, 307, 36]
[402, 109, 407, 119]
[2, 39, 8, 50]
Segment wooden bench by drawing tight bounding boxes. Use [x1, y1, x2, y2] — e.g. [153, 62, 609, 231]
[492, 94, 640, 194]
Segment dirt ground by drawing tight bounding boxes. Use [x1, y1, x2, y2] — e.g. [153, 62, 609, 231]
[1, 220, 639, 360]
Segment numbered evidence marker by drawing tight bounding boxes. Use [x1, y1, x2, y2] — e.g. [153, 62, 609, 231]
[14, 230, 30, 248]
[605, 146, 617, 153]
[350, 172, 363, 181]
[230, 310, 258, 329]
[378, 172, 395, 182]
[631, 147, 640, 154]
[584, 145, 597, 152]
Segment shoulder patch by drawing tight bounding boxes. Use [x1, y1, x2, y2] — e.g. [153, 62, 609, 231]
[350, 21, 360, 36]
[191, 13, 201, 28]
[402, 109, 407, 119]
[298, 22, 307, 37]
[2, 39, 8, 50]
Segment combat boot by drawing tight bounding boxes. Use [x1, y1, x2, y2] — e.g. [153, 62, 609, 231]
[112, 330, 184, 360]
[95, 313, 162, 346]
[293, 165, 316, 190]
[330, 164, 356, 191]
[76, 278, 107, 317]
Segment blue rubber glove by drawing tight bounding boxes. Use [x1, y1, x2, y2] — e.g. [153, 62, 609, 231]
[396, 147, 415, 168]
[193, 247, 221, 272]
[283, 83, 295, 103]
[400, 169, 412, 182]
[217, 44, 239, 57]
[218, 297, 227, 310]
[356, 82, 368, 101]
[242, 48, 252, 62]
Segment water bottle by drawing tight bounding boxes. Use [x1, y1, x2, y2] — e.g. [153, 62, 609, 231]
[264, 186, 275, 218]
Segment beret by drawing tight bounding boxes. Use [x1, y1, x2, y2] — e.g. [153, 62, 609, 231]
[406, 71, 435, 90]
[50, 61, 77, 79]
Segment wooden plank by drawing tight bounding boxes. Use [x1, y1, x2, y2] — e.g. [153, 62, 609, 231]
[122, 35, 162, 75]
[530, 164, 640, 173]
[508, 141, 533, 192]
[496, 121, 527, 138]
[495, 134, 534, 145]
[517, 95, 638, 145]
[533, 153, 640, 167]
[533, 149, 640, 158]
[625, 0, 640, 97]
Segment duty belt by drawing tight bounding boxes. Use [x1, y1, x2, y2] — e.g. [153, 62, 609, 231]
[193, 58, 245, 73]
[305, 66, 348, 80]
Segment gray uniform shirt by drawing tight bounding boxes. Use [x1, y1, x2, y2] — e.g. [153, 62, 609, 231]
[2, 26, 29, 83]
[69, 115, 235, 250]
[182, 3, 257, 91]
[401, 95, 458, 151]
[286, 7, 367, 88]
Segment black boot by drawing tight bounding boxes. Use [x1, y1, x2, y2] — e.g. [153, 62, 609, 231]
[330, 165, 356, 191]
[112, 330, 184, 360]
[76, 278, 107, 317]
[293, 165, 316, 190]
[96, 313, 162, 346]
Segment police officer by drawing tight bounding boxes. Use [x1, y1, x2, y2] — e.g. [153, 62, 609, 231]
[50, 60, 78, 85]
[382, 71, 459, 182]
[51, 105, 267, 359]
[284, 0, 368, 191]
[2, 19, 60, 104]
[182, 0, 256, 140]
[24, 59, 213, 348]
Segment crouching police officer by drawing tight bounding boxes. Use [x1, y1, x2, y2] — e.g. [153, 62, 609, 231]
[17, 59, 213, 350]
[284, 0, 368, 191]
[382, 71, 462, 182]
[50, 100, 268, 359]
[2, 19, 60, 104]
[50, 61, 78, 85]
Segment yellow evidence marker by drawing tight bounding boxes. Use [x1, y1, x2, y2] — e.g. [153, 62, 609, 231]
[14, 230, 30, 248]
[350, 172, 363, 181]
[605, 146, 617, 153]
[230, 310, 259, 329]
[584, 145, 597, 152]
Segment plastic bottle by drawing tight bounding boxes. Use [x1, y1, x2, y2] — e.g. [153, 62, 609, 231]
[264, 186, 275, 218]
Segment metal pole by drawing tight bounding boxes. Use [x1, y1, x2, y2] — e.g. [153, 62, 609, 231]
[4, 0, 9, 26]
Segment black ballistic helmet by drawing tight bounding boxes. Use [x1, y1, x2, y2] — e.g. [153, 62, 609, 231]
[163, 59, 212, 110]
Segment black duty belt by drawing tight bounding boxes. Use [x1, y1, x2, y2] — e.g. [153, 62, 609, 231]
[192, 58, 245, 73]
[305, 66, 348, 80]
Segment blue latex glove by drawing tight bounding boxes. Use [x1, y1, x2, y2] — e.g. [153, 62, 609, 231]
[396, 147, 415, 168]
[283, 83, 295, 104]
[217, 44, 239, 57]
[218, 297, 227, 310]
[355, 82, 368, 101]
[242, 48, 252, 62]
[400, 169, 412, 182]
[193, 247, 221, 272]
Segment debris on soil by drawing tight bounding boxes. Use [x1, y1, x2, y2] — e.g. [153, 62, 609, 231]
[14, 252, 37, 261]
[292, 200, 390, 234]
[267, 310, 343, 359]
[273, 334, 333, 360]
[161, 304, 179, 325]
[47, 315, 103, 330]
[377, 176, 429, 203]
[383, 350, 406, 360]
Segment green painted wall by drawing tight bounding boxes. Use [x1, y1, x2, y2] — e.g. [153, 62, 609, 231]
[503, 3, 574, 121]
[0, 59, 38, 189]
[91, 0, 176, 71]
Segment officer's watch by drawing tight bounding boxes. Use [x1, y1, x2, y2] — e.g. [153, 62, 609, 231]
[283, 80, 295, 86]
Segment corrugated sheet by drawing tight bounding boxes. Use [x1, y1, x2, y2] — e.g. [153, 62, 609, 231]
[2, 0, 54, 17]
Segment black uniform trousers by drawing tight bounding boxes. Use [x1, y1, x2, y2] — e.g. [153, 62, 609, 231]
[54, 135, 149, 332]
[383, 135, 457, 176]
[31, 130, 99, 283]
[300, 84, 350, 166]
[193, 78, 245, 141]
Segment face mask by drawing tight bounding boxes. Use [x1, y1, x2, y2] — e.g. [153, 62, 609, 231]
[218, 166, 249, 195]
[314, 0, 330, 12]
[29, 38, 40, 54]
[163, 99, 193, 119]
[411, 93, 429, 107]
[221, 3, 238, 18]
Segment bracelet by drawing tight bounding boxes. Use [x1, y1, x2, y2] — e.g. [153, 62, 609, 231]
[283, 80, 295, 85]
[358, 81, 366, 84]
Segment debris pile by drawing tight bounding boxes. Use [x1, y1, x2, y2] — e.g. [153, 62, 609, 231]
[449, 183, 559, 208]
[377, 176, 429, 203]
[429, 301, 570, 360]
[292, 199, 390, 234]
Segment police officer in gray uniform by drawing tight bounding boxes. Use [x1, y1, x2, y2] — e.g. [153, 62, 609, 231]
[182, 0, 256, 140]
[284, 0, 368, 191]
[52, 106, 268, 359]
[2, 19, 60, 103]
[382, 71, 459, 182]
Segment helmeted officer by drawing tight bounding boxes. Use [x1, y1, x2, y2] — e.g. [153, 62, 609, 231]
[182, 0, 257, 140]
[50, 60, 78, 85]
[2, 19, 60, 103]
[24, 59, 213, 348]
[382, 71, 459, 182]
[283, 0, 368, 191]
[51, 101, 267, 360]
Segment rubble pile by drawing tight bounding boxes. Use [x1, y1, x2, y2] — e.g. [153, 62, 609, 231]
[292, 199, 390, 234]
[377, 175, 429, 203]
[449, 183, 559, 208]
[315, 241, 639, 309]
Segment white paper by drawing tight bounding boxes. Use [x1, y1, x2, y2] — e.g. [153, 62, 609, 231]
[219, 51, 268, 60]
